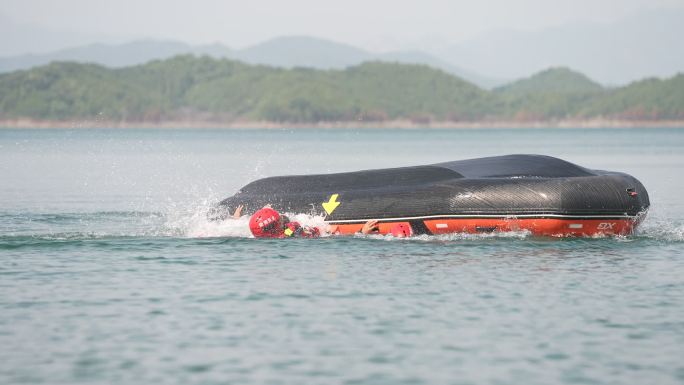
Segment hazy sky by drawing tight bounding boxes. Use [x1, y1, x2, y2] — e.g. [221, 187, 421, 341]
[1, 0, 683, 52]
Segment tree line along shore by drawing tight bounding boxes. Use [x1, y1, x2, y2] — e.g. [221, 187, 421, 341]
[0, 55, 682, 126]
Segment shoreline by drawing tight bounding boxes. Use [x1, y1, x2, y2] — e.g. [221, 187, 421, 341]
[1, 118, 684, 129]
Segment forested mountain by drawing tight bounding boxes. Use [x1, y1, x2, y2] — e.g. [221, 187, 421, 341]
[493, 68, 605, 120]
[0, 56, 682, 124]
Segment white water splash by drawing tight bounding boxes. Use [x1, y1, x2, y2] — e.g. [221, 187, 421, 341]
[636, 217, 684, 242]
[163, 202, 332, 239]
[357, 229, 532, 242]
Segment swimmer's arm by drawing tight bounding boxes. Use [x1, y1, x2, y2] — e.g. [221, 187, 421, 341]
[360, 219, 379, 234]
[232, 204, 244, 219]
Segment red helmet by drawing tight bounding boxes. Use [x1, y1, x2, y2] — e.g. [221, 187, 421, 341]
[249, 207, 283, 238]
[390, 223, 413, 238]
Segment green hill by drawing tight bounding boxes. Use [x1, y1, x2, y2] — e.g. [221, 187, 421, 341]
[493, 68, 605, 120]
[580, 74, 684, 120]
[495, 67, 603, 95]
[0, 56, 490, 122]
[0, 56, 681, 123]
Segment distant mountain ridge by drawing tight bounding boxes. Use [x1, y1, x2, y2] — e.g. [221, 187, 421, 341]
[1, 7, 682, 87]
[0, 37, 505, 89]
[0, 40, 230, 72]
[236, 36, 369, 69]
[438, 7, 684, 85]
[0, 56, 681, 124]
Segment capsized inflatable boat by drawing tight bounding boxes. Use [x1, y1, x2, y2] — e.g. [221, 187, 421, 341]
[213, 155, 649, 237]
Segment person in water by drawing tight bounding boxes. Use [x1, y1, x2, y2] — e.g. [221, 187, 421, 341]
[248, 206, 381, 238]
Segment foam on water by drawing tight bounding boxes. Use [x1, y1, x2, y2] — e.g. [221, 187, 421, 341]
[636, 217, 684, 242]
[3, 205, 684, 243]
[170, 206, 333, 239]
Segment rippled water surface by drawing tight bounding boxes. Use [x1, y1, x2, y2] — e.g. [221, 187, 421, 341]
[1, 128, 683, 385]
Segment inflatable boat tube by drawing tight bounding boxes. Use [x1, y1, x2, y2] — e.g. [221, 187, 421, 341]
[214, 155, 650, 237]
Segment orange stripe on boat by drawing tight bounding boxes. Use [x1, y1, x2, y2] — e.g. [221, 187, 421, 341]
[330, 218, 639, 237]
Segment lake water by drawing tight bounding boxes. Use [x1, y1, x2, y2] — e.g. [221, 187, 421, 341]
[1, 128, 683, 385]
